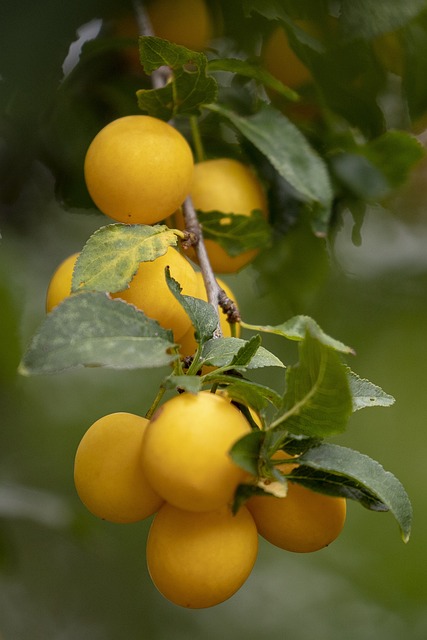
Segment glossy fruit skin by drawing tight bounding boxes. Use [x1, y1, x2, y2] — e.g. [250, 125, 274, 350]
[147, 0, 213, 52]
[184, 158, 268, 273]
[146, 503, 258, 608]
[141, 392, 251, 512]
[74, 412, 163, 523]
[262, 24, 313, 90]
[111, 246, 199, 341]
[45, 253, 79, 313]
[246, 477, 346, 553]
[84, 115, 194, 225]
[179, 272, 240, 356]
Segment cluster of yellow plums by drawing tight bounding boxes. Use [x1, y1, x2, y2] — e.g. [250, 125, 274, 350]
[46, 112, 268, 345]
[46, 102, 346, 609]
[74, 392, 346, 609]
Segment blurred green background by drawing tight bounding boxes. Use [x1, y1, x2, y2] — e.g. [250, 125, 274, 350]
[1, 1, 427, 638]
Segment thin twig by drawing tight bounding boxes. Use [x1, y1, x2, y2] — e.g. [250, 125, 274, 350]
[133, 0, 153, 35]
[182, 197, 223, 337]
[132, 0, 172, 88]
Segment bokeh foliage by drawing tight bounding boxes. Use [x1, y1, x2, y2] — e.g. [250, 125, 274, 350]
[1, 0, 427, 638]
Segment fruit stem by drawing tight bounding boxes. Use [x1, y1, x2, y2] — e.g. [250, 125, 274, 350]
[190, 115, 205, 163]
[145, 384, 167, 420]
[133, 0, 152, 33]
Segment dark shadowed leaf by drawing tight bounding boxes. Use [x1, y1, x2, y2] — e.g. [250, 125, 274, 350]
[331, 132, 425, 201]
[295, 443, 413, 542]
[229, 430, 265, 475]
[404, 17, 427, 122]
[208, 103, 333, 235]
[232, 482, 267, 515]
[196, 210, 271, 256]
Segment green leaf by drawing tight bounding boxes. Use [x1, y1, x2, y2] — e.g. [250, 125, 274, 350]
[242, 314, 355, 355]
[204, 376, 283, 412]
[19, 292, 176, 375]
[230, 335, 262, 367]
[138, 36, 203, 74]
[196, 210, 271, 257]
[163, 375, 203, 394]
[136, 36, 217, 119]
[229, 430, 265, 476]
[72, 224, 178, 293]
[208, 57, 299, 101]
[272, 332, 353, 437]
[347, 369, 395, 411]
[202, 337, 286, 370]
[295, 443, 413, 542]
[165, 269, 218, 344]
[308, 36, 386, 137]
[208, 102, 333, 235]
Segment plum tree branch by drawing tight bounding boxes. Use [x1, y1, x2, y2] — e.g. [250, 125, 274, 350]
[182, 197, 222, 337]
[132, 0, 172, 88]
[132, 0, 240, 337]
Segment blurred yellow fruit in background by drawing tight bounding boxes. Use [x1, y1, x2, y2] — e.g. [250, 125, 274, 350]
[180, 158, 268, 273]
[147, 0, 213, 51]
[262, 24, 313, 90]
[46, 253, 79, 313]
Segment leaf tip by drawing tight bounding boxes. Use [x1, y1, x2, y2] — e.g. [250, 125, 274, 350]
[314, 229, 327, 239]
[17, 361, 29, 377]
[402, 530, 411, 544]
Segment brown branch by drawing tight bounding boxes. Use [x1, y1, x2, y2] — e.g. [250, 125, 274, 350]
[182, 197, 223, 337]
[218, 288, 241, 324]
